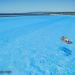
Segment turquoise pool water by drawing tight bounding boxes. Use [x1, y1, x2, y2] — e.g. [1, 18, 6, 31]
[0, 16, 75, 75]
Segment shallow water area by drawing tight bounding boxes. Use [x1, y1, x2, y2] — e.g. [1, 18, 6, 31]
[0, 16, 75, 75]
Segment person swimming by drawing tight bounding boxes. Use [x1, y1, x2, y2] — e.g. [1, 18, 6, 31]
[61, 36, 72, 44]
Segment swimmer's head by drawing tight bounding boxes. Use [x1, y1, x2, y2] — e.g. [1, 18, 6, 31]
[61, 36, 72, 44]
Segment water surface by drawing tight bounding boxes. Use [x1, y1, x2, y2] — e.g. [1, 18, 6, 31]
[0, 16, 75, 75]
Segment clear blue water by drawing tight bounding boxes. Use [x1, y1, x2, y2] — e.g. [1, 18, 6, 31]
[0, 16, 75, 75]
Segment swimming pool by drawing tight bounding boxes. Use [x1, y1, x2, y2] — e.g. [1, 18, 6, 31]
[0, 16, 75, 75]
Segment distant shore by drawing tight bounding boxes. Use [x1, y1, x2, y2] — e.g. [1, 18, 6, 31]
[0, 12, 75, 17]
